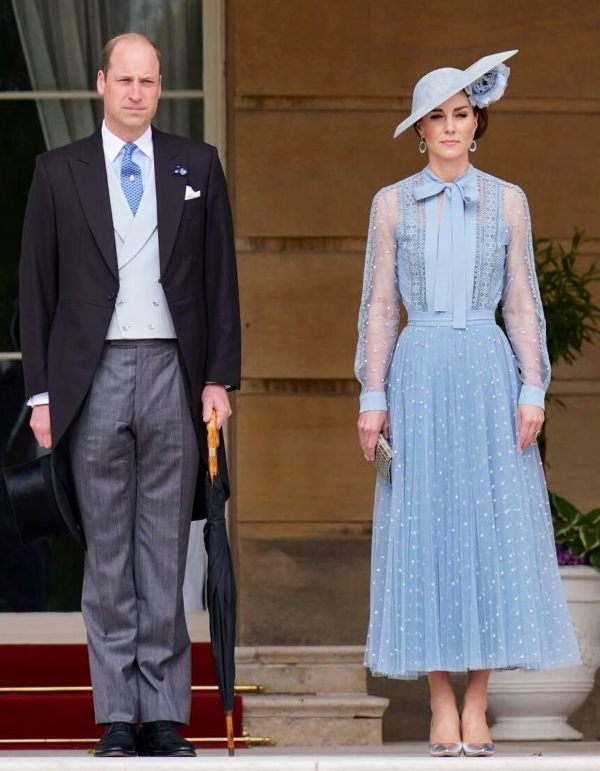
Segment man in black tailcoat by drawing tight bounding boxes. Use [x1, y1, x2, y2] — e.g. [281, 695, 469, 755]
[19, 33, 240, 757]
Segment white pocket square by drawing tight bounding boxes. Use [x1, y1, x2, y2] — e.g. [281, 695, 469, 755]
[184, 185, 201, 200]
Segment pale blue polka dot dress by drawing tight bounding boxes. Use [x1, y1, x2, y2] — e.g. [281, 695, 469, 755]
[355, 164, 581, 678]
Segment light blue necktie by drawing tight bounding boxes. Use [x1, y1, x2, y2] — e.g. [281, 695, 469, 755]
[414, 174, 479, 329]
[120, 142, 143, 216]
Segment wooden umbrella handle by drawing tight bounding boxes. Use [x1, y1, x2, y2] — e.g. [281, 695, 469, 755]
[226, 711, 235, 756]
[207, 408, 219, 483]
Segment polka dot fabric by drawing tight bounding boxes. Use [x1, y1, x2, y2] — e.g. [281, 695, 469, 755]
[356, 166, 581, 678]
[120, 142, 144, 216]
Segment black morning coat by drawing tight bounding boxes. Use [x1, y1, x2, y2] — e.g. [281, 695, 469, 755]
[18, 127, 241, 549]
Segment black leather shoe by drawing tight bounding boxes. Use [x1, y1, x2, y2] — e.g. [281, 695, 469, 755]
[93, 722, 137, 757]
[138, 721, 196, 757]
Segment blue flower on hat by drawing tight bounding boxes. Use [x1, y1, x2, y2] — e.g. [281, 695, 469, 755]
[174, 165, 188, 176]
[465, 63, 510, 108]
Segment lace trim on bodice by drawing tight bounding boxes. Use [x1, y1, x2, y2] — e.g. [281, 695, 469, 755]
[399, 174, 427, 311]
[472, 172, 503, 310]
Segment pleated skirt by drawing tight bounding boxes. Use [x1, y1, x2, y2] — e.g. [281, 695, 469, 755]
[365, 317, 581, 678]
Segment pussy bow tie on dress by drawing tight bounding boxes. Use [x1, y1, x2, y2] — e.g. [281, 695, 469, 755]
[413, 172, 479, 329]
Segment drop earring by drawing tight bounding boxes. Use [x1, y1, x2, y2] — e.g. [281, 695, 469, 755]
[418, 137, 427, 154]
[469, 137, 477, 152]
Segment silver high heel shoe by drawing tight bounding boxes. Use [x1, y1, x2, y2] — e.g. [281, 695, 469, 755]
[429, 742, 463, 757]
[462, 742, 495, 757]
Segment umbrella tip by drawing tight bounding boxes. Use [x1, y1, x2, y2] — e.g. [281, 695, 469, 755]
[226, 710, 235, 756]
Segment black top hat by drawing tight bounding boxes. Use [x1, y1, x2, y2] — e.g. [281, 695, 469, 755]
[2, 454, 69, 542]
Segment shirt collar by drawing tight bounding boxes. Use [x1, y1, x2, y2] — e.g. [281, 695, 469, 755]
[423, 163, 476, 186]
[101, 120, 154, 163]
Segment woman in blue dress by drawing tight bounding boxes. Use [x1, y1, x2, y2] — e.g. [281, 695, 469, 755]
[355, 51, 580, 757]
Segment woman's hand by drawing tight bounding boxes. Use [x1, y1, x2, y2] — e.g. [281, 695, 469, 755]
[517, 403, 544, 452]
[358, 410, 389, 462]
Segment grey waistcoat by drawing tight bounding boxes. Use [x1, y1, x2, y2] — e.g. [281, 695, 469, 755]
[104, 155, 176, 340]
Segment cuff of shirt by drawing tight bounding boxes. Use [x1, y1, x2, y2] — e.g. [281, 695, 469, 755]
[359, 390, 387, 413]
[518, 385, 545, 410]
[27, 392, 50, 407]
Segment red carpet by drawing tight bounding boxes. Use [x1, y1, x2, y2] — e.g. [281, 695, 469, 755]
[0, 643, 243, 750]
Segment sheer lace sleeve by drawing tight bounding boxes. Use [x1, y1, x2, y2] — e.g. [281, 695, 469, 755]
[355, 186, 401, 413]
[501, 185, 550, 409]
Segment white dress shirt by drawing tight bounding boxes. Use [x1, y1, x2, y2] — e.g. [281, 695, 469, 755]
[102, 120, 153, 189]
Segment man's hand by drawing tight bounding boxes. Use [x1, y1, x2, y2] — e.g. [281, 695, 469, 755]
[201, 384, 232, 429]
[517, 403, 544, 452]
[30, 404, 52, 449]
[358, 410, 389, 462]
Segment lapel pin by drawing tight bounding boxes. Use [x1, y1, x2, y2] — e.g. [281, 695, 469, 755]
[174, 165, 188, 176]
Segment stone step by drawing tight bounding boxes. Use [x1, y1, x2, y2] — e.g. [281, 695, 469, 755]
[235, 646, 386, 747]
[242, 694, 389, 746]
[1, 744, 600, 770]
[236, 646, 366, 694]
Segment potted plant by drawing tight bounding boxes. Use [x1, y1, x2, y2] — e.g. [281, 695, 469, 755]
[488, 231, 600, 741]
[552, 493, 600, 570]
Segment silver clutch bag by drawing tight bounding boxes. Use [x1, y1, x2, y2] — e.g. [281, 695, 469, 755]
[375, 434, 393, 484]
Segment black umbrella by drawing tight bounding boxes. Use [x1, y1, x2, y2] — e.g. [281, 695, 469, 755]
[204, 412, 237, 755]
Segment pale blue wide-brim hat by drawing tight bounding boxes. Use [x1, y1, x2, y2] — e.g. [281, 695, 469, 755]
[393, 50, 518, 138]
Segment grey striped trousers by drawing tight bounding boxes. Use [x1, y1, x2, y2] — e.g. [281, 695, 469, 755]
[69, 340, 199, 724]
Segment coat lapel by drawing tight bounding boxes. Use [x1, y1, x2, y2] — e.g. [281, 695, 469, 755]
[69, 130, 118, 281]
[152, 127, 187, 277]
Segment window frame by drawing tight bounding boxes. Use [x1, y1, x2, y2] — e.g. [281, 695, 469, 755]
[0, 0, 225, 151]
